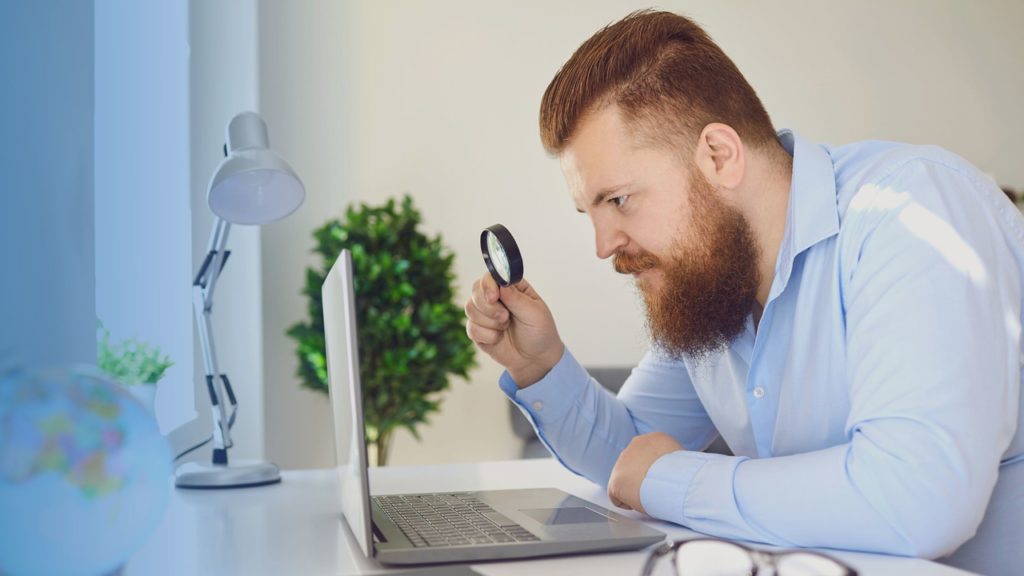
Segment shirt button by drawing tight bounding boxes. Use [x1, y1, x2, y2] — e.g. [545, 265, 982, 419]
[532, 401, 544, 411]
[752, 387, 765, 400]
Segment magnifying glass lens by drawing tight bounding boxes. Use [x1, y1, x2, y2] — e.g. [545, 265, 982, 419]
[486, 232, 511, 282]
[480, 224, 523, 286]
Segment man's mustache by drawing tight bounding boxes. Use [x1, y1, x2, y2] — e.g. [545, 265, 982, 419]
[613, 250, 659, 275]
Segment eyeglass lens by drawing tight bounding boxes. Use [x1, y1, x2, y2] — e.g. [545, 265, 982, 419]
[774, 552, 850, 576]
[670, 540, 850, 576]
[674, 540, 753, 576]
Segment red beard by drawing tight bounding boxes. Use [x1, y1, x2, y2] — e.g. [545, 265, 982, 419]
[614, 171, 761, 360]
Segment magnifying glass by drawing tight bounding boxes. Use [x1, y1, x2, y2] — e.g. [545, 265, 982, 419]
[480, 224, 523, 286]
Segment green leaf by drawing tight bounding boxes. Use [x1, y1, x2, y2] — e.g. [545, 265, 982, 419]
[96, 323, 174, 386]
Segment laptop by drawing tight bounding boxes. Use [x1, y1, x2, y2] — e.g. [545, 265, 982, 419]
[322, 249, 665, 565]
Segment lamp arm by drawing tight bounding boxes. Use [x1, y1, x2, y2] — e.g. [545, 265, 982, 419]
[196, 218, 231, 307]
[192, 217, 235, 462]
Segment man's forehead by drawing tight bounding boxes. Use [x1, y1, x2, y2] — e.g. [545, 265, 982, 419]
[560, 116, 635, 210]
[562, 149, 627, 212]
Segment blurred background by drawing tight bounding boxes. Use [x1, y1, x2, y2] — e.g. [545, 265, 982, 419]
[5, 0, 1022, 470]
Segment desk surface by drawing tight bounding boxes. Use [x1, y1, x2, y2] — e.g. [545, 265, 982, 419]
[126, 459, 973, 576]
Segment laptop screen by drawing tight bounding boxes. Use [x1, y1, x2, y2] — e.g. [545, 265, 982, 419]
[322, 249, 375, 558]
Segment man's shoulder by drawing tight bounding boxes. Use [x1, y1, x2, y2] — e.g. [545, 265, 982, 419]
[828, 139, 972, 202]
[823, 138, 1017, 273]
[826, 139, 986, 233]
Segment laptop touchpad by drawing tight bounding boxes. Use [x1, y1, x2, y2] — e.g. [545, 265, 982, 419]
[520, 507, 608, 525]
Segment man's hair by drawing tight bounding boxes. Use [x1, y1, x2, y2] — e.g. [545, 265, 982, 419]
[539, 10, 777, 156]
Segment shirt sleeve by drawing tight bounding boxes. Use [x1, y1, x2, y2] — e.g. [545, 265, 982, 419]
[500, 347, 718, 486]
[639, 157, 1021, 559]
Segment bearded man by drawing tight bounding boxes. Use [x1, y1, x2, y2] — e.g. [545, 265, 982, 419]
[464, 10, 1022, 575]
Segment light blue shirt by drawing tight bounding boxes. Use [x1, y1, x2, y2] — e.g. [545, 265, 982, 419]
[501, 130, 1024, 573]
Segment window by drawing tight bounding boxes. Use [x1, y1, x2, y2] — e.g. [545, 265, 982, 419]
[94, 1, 194, 434]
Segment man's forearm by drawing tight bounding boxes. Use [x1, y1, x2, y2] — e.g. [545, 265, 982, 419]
[500, 348, 641, 485]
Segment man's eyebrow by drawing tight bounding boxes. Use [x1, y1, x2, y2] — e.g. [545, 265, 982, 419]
[575, 184, 630, 214]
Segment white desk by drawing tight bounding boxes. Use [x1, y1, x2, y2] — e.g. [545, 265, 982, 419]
[125, 459, 973, 576]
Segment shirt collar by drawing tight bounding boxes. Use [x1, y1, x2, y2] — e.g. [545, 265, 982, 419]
[769, 129, 840, 302]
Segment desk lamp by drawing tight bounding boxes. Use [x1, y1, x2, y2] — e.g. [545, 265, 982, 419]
[175, 111, 304, 489]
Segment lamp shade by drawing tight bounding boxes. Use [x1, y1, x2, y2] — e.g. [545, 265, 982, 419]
[207, 112, 305, 225]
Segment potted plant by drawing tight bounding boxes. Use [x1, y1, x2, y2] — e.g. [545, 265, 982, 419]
[96, 323, 174, 413]
[288, 195, 476, 466]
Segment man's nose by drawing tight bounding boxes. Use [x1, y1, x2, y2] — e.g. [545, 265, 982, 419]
[594, 221, 627, 260]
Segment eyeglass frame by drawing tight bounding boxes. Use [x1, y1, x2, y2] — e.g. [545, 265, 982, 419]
[640, 537, 859, 576]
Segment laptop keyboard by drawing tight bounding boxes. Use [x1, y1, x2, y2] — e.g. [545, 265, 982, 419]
[374, 493, 541, 548]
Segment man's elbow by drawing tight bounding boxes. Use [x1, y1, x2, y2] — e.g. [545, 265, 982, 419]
[885, 497, 985, 559]
[852, 465, 989, 558]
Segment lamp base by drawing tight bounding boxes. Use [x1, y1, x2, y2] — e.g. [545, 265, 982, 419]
[175, 460, 281, 489]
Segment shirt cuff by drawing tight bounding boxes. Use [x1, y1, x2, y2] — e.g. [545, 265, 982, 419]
[640, 450, 740, 525]
[498, 347, 590, 425]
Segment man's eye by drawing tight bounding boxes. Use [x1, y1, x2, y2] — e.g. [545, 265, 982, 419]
[612, 195, 630, 208]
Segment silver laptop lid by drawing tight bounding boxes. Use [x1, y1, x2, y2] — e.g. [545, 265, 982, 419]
[322, 249, 374, 559]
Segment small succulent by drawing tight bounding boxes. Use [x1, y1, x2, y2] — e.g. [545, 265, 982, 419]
[96, 323, 174, 386]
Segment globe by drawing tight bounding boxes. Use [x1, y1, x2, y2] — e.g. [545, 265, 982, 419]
[0, 366, 172, 576]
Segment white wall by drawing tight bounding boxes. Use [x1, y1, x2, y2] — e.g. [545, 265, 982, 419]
[256, 0, 1024, 468]
[258, 1, 358, 469]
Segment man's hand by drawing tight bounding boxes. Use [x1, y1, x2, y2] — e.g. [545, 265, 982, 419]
[464, 273, 564, 388]
[607, 432, 683, 513]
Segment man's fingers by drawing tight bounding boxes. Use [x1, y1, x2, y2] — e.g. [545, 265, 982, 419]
[608, 465, 629, 510]
[466, 319, 503, 346]
[464, 298, 509, 331]
[608, 491, 631, 510]
[470, 278, 508, 323]
[476, 275, 501, 304]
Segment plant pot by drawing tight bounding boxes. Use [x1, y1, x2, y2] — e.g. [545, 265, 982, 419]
[127, 385, 157, 415]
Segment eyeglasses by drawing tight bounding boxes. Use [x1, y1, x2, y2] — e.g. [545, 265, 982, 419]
[640, 538, 859, 576]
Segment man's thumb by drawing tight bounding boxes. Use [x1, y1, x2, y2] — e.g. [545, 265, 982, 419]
[498, 283, 532, 315]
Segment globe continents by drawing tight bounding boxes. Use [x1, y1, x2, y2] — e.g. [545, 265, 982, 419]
[0, 366, 172, 576]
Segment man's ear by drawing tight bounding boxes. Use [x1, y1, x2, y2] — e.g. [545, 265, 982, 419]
[694, 123, 744, 190]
